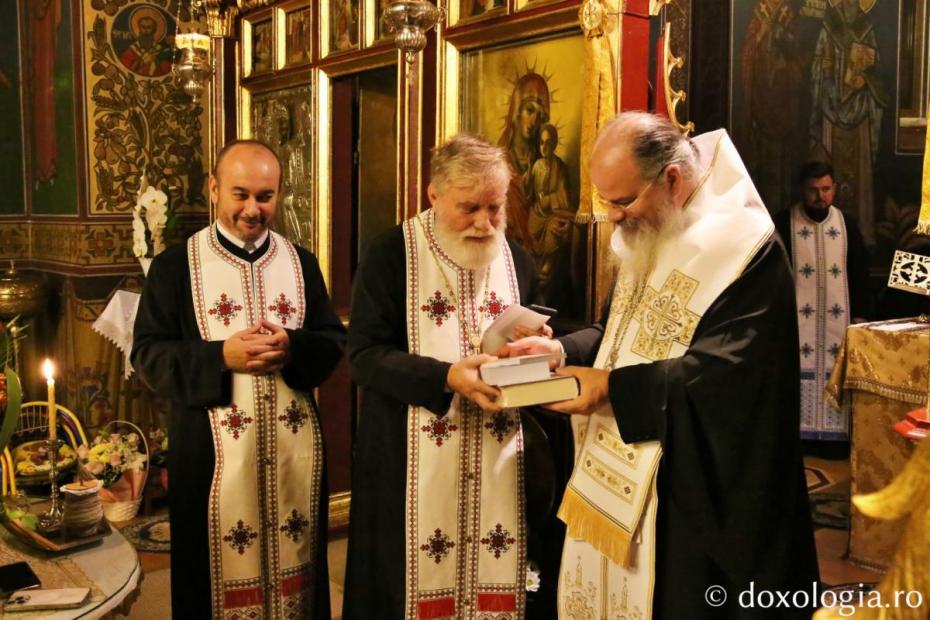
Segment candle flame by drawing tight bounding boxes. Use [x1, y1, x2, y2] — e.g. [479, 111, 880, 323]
[42, 359, 54, 381]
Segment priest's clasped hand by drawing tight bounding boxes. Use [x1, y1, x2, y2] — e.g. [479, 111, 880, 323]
[222, 319, 291, 376]
[544, 366, 609, 416]
[446, 354, 503, 412]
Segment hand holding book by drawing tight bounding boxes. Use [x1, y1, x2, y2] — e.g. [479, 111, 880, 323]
[542, 366, 609, 415]
[446, 354, 503, 412]
[480, 342, 579, 408]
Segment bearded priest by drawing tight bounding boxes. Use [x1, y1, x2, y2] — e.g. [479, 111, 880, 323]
[507, 112, 819, 619]
[344, 133, 566, 619]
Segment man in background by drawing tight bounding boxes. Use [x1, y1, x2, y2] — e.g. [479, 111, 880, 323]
[774, 160, 871, 450]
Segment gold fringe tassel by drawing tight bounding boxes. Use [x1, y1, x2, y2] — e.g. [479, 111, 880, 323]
[915, 222, 930, 236]
[556, 486, 633, 567]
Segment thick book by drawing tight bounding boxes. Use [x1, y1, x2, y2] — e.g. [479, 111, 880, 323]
[496, 375, 579, 408]
[479, 353, 560, 386]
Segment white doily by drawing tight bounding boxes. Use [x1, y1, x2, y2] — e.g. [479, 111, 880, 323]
[92, 290, 141, 379]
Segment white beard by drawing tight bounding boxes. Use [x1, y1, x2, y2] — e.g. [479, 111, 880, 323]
[434, 212, 506, 271]
[610, 200, 692, 284]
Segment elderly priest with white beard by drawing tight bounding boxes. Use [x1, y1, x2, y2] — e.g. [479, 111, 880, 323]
[344, 133, 568, 619]
[507, 112, 819, 619]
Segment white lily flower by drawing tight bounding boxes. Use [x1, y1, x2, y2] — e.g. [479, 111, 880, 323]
[133, 241, 149, 258]
[145, 208, 168, 232]
[132, 180, 171, 264]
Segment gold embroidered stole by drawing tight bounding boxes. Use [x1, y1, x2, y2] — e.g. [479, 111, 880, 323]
[403, 212, 527, 620]
[557, 131, 774, 619]
[188, 226, 323, 620]
[789, 205, 850, 440]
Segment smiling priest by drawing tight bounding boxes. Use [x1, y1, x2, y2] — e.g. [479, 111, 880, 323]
[131, 140, 345, 619]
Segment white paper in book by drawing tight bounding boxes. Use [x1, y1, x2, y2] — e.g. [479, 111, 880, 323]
[479, 303, 550, 354]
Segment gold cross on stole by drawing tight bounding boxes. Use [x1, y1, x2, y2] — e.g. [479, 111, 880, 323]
[631, 270, 700, 361]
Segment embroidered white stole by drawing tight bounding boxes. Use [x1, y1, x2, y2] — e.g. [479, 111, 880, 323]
[557, 131, 773, 619]
[188, 226, 323, 620]
[790, 205, 850, 440]
[403, 211, 527, 620]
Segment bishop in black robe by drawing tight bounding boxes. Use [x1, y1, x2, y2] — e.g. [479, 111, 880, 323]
[131, 229, 345, 619]
[559, 237, 820, 618]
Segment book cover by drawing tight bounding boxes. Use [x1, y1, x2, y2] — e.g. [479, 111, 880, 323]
[496, 375, 579, 408]
[479, 353, 560, 386]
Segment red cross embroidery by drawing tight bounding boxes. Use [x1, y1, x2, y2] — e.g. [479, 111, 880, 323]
[280, 509, 310, 543]
[421, 291, 455, 326]
[220, 404, 253, 440]
[268, 293, 297, 324]
[421, 528, 455, 564]
[223, 520, 258, 554]
[421, 416, 458, 447]
[485, 411, 516, 442]
[479, 291, 508, 320]
[278, 400, 309, 434]
[208, 293, 243, 327]
[481, 523, 516, 558]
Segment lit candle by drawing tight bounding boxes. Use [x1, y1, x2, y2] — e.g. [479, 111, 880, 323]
[43, 359, 56, 442]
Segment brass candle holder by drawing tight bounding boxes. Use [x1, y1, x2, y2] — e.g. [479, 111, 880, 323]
[37, 438, 64, 533]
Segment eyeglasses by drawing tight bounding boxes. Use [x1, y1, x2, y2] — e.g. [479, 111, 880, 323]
[602, 166, 668, 211]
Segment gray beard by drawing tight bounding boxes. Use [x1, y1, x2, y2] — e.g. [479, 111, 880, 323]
[610, 203, 692, 284]
[433, 214, 505, 271]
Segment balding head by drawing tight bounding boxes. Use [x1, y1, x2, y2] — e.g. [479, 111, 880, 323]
[589, 112, 702, 243]
[213, 140, 282, 190]
[592, 112, 699, 184]
[209, 140, 282, 243]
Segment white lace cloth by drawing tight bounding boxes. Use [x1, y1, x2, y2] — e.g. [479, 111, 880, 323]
[92, 290, 141, 379]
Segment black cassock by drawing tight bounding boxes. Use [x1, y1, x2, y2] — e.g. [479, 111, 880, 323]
[560, 238, 820, 619]
[344, 227, 571, 619]
[131, 231, 345, 619]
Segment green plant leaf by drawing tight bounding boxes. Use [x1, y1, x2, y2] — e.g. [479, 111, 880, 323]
[0, 366, 22, 454]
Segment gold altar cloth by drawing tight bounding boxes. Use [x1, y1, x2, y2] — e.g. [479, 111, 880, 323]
[827, 319, 922, 570]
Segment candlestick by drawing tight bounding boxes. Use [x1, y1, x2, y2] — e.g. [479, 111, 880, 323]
[43, 359, 56, 442]
[38, 438, 64, 533]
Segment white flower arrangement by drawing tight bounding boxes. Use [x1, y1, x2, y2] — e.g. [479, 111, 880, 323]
[132, 175, 169, 274]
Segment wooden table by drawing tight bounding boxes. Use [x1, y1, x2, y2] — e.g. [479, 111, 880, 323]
[0, 524, 141, 619]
